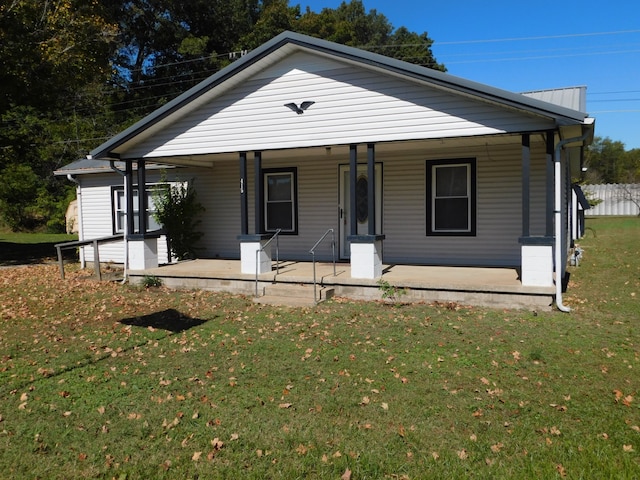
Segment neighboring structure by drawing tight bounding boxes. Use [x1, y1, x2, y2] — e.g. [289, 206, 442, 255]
[583, 184, 640, 216]
[55, 31, 595, 310]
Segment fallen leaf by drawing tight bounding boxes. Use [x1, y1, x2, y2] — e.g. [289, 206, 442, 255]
[211, 438, 224, 450]
[360, 396, 370, 406]
[341, 468, 352, 480]
[192, 451, 202, 461]
[614, 389, 624, 403]
[457, 449, 469, 460]
[278, 403, 292, 409]
[491, 442, 503, 453]
[623, 444, 634, 452]
[556, 464, 567, 477]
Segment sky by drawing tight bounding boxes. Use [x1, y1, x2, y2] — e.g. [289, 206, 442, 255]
[300, 0, 640, 149]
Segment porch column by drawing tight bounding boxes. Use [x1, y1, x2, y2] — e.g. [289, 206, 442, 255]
[125, 161, 134, 236]
[349, 144, 358, 236]
[239, 151, 248, 235]
[348, 143, 385, 279]
[546, 131, 554, 236]
[237, 150, 271, 274]
[519, 133, 553, 287]
[367, 143, 376, 235]
[521, 134, 530, 237]
[254, 151, 263, 234]
[128, 159, 158, 270]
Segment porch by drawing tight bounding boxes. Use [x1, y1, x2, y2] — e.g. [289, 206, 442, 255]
[128, 259, 556, 310]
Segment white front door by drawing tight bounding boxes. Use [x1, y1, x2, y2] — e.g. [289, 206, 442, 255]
[338, 164, 382, 259]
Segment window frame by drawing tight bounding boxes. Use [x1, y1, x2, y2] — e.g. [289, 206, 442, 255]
[111, 184, 164, 235]
[263, 167, 298, 235]
[426, 158, 477, 236]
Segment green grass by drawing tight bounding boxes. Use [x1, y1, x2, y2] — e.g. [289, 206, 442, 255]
[0, 217, 638, 479]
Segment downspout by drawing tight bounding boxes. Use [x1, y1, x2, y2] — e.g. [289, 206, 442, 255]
[110, 161, 129, 284]
[554, 131, 590, 312]
[66, 174, 85, 269]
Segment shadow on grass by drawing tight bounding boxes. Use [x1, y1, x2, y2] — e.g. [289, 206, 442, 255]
[0, 241, 77, 265]
[120, 308, 209, 333]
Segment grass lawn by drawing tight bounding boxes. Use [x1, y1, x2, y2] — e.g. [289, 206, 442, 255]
[0, 217, 638, 479]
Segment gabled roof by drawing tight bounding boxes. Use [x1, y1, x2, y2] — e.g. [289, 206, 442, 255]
[90, 31, 592, 161]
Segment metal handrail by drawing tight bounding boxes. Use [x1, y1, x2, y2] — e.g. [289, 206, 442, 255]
[309, 228, 336, 303]
[255, 229, 281, 297]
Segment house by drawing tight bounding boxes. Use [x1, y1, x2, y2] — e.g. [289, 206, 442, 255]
[55, 31, 595, 310]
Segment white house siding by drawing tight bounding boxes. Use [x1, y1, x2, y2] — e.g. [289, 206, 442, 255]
[78, 171, 172, 264]
[123, 51, 555, 159]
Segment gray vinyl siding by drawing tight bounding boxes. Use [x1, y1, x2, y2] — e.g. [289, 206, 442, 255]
[189, 163, 241, 259]
[125, 51, 555, 160]
[382, 140, 530, 267]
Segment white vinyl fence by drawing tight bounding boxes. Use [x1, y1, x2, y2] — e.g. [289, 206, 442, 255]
[582, 184, 640, 216]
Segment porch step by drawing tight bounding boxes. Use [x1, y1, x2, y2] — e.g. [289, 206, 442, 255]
[253, 283, 334, 307]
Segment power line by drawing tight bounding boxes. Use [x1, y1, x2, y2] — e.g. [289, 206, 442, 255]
[435, 29, 640, 46]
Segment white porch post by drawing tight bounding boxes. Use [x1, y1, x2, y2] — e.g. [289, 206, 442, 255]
[348, 143, 385, 279]
[518, 134, 553, 287]
[238, 151, 271, 274]
[127, 159, 158, 270]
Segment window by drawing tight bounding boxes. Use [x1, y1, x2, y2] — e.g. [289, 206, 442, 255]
[426, 159, 476, 236]
[264, 168, 297, 234]
[112, 186, 162, 234]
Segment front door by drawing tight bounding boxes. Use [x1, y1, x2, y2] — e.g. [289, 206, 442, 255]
[338, 163, 382, 259]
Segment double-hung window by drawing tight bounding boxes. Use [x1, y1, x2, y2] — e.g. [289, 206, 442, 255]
[264, 168, 297, 234]
[112, 186, 162, 234]
[426, 159, 476, 236]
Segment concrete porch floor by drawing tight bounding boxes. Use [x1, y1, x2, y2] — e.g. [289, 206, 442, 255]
[130, 259, 556, 310]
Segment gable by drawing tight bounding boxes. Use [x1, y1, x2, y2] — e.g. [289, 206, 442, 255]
[122, 50, 557, 160]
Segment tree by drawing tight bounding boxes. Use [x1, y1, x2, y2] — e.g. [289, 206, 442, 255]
[0, 0, 117, 231]
[294, 1, 444, 71]
[584, 137, 628, 184]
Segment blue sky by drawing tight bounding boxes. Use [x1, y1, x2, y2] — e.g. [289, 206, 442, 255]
[299, 0, 640, 149]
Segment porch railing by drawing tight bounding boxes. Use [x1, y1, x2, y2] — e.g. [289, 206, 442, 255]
[309, 228, 336, 303]
[255, 229, 281, 297]
[54, 234, 124, 280]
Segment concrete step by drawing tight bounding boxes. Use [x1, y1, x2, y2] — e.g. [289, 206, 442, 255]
[253, 283, 334, 307]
